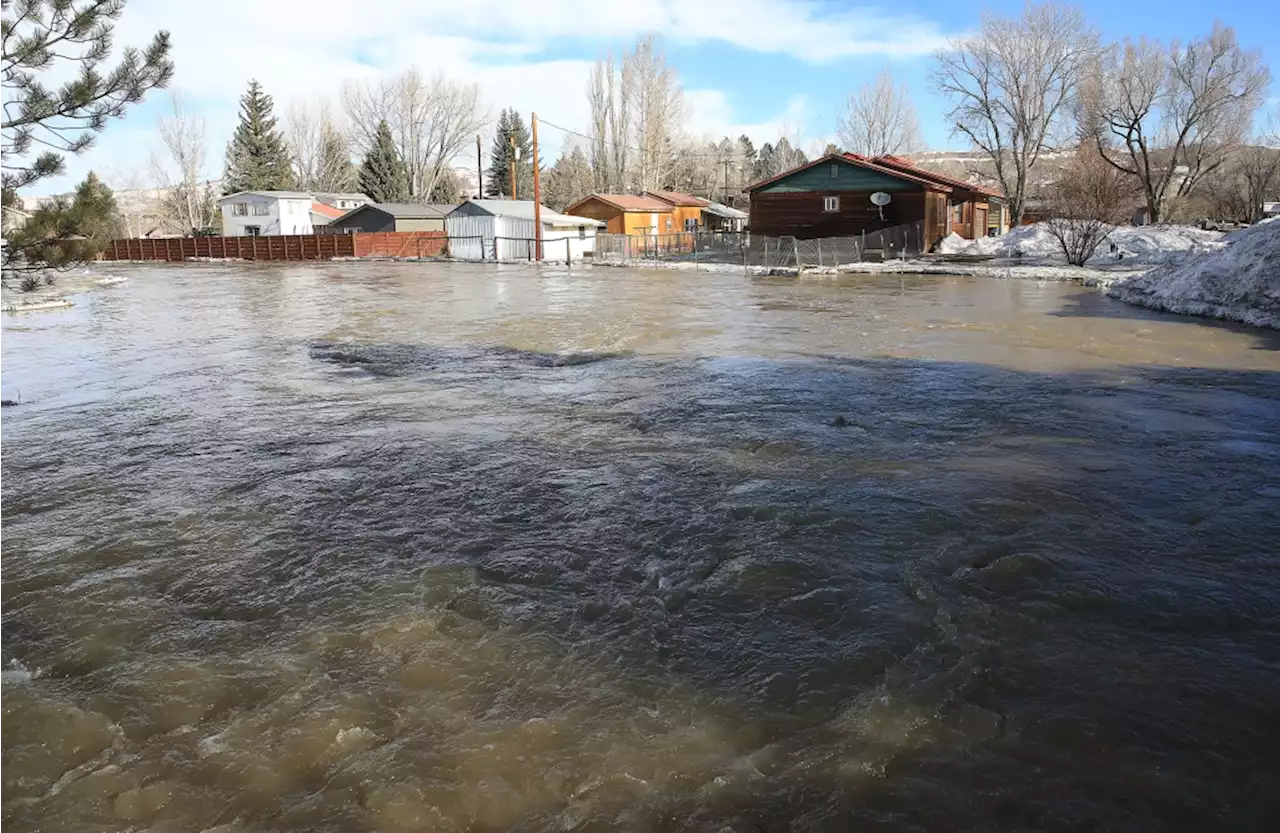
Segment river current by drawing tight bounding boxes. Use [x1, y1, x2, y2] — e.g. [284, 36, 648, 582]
[3, 262, 1279, 832]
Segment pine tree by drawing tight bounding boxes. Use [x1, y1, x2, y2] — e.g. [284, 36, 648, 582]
[485, 108, 535, 198]
[358, 120, 410, 202]
[223, 80, 296, 194]
[9, 171, 122, 272]
[755, 143, 776, 180]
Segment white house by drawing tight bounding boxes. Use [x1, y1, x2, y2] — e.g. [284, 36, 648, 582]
[445, 200, 604, 262]
[218, 191, 316, 236]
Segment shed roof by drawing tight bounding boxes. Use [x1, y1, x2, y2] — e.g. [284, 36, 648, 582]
[452, 199, 605, 226]
[567, 194, 672, 213]
[218, 191, 314, 202]
[314, 192, 371, 201]
[702, 201, 749, 220]
[644, 190, 711, 207]
[335, 202, 456, 223]
[743, 153, 951, 194]
[870, 155, 1004, 198]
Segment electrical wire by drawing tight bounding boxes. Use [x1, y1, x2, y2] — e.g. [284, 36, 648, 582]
[535, 116, 795, 163]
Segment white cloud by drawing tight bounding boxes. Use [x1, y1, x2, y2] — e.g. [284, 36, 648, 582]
[26, 0, 958, 194]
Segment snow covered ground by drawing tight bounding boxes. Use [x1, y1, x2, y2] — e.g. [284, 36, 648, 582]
[1105, 220, 1279, 329]
[936, 223, 1226, 265]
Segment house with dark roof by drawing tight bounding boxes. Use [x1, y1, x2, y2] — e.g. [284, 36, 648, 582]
[564, 194, 676, 235]
[744, 153, 1004, 250]
[327, 203, 458, 233]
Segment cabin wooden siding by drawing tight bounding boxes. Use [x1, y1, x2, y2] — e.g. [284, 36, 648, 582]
[564, 196, 673, 235]
[756, 159, 922, 194]
[749, 190, 923, 238]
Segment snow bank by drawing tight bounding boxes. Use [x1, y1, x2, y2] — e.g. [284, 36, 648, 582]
[1106, 221, 1280, 329]
[939, 222, 1226, 264]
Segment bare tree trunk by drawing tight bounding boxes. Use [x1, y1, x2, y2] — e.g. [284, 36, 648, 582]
[152, 94, 216, 235]
[932, 2, 1098, 225]
[1081, 24, 1269, 224]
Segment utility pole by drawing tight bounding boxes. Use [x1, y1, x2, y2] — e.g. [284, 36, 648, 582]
[509, 134, 518, 200]
[532, 112, 542, 261]
[476, 135, 482, 198]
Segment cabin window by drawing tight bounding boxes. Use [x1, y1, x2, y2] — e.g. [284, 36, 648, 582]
[578, 226, 586, 239]
[823, 196, 840, 213]
[952, 202, 964, 223]
[252, 203, 269, 216]
[830, 164, 839, 179]
[232, 203, 248, 216]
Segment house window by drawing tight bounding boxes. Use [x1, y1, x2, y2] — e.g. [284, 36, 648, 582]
[232, 203, 248, 216]
[245, 226, 261, 236]
[830, 164, 839, 178]
[666, 217, 673, 230]
[952, 202, 964, 223]
[823, 196, 840, 212]
[578, 226, 587, 239]
[252, 203, 269, 216]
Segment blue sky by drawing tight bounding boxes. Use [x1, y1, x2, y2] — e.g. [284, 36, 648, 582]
[23, 0, 1279, 196]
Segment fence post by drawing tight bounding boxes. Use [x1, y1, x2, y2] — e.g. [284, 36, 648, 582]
[693, 233, 698, 273]
[794, 237, 801, 272]
[816, 239, 823, 270]
[742, 238, 749, 275]
[565, 237, 571, 267]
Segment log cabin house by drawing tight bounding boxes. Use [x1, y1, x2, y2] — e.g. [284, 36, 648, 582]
[745, 152, 1004, 251]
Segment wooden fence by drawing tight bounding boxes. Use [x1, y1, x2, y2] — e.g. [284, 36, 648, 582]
[99, 231, 447, 262]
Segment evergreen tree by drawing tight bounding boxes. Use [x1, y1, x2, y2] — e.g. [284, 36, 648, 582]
[824, 143, 842, 156]
[223, 80, 296, 193]
[755, 143, 775, 180]
[2, 0, 171, 272]
[542, 145, 593, 211]
[9, 172, 122, 273]
[357, 120, 410, 202]
[428, 168, 465, 203]
[485, 108, 534, 198]
[737, 135, 757, 174]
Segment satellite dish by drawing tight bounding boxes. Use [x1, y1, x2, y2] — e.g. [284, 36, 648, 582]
[870, 191, 891, 220]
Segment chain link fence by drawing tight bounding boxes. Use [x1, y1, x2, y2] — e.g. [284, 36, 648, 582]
[594, 221, 927, 271]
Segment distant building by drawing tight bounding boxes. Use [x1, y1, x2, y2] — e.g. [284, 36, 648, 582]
[314, 192, 372, 211]
[1, 203, 31, 235]
[218, 191, 315, 236]
[701, 201, 749, 232]
[1262, 201, 1280, 219]
[445, 200, 603, 262]
[563, 194, 675, 235]
[327, 203, 457, 233]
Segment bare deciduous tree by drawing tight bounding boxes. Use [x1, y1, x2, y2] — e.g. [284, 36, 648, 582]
[932, 2, 1098, 225]
[628, 35, 686, 192]
[1045, 144, 1137, 265]
[103, 164, 153, 238]
[342, 69, 485, 200]
[1239, 110, 1280, 223]
[838, 67, 922, 157]
[151, 94, 218, 235]
[1081, 24, 1270, 224]
[285, 97, 355, 193]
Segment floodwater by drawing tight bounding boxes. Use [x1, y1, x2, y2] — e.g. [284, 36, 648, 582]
[3, 262, 1279, 833]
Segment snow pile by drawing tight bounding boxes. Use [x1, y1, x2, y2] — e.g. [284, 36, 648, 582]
[939, 222, 1226, 264]
[1106, 220, 1280, 329]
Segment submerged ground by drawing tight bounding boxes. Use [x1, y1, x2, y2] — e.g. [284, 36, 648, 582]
[3, 262, 1279, 832]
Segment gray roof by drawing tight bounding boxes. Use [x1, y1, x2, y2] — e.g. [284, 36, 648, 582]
[703, 201, 749, 220]
[450, 199, 605, 226]
[315, 192, 371, 201]
[218, 191, 313, 202]
[361, 202, 457, 218]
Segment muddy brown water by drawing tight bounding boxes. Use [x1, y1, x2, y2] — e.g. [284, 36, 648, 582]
[3, 262, 1279, 833]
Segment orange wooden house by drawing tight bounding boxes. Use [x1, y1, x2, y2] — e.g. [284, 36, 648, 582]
[643, 191, 712, 233]
[564, 194, 676, 235]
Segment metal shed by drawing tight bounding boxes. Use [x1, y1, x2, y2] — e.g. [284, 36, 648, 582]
[445, 200, 604, 262]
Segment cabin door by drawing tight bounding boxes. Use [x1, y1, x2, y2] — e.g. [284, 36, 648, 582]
[974, 205, 988, 238]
